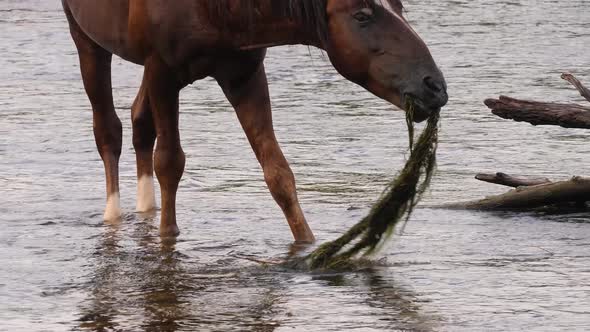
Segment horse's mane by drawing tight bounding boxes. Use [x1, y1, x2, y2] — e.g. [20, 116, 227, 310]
[205, 0, 329, 47]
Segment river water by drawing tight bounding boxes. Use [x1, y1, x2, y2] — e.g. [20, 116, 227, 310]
[1, 1, 590, 331]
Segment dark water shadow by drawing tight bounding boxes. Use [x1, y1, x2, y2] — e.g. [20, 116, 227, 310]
[482, 209, 590, 224]
[426, 206, 590, 225]
[362, 269, 439, 331]
[311, 266, 439, 331]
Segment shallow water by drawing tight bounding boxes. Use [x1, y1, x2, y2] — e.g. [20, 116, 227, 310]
[1, 1, 590, 331]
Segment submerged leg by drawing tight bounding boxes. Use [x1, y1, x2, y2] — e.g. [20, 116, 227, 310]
[67, 14, 122, 221]
[144, 56, 185, 236]
[217, 58, 315, 243]
[131, 76, 157, 212]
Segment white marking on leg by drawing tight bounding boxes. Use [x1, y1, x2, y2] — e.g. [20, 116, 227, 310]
[104, 192, 122, 221]
[136, 175, 156, 212]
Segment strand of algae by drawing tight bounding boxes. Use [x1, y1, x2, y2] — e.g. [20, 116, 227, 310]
[298, 101, 440, 270]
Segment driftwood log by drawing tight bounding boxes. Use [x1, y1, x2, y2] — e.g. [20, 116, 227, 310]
[440, 74, 590, 213]
[442, 177, 590, 211]
[485, 73, 590, 129]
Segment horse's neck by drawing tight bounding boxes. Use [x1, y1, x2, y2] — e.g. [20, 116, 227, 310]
[236, 23, 319, 50]
[212, 1, 324, 50]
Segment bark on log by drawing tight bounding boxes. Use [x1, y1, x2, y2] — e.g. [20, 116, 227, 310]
[485, 73, 590, 129]
[485, 96, 590, 129]
[562, 73, 590, 103]
[475, 172, 551, 188]
[441, 177, 590, 211]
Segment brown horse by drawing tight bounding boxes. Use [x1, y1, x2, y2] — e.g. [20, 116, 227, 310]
[62, 0, 448, 242]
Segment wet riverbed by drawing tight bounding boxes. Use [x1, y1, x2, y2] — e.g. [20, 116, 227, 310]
[1, 1, 590, 331]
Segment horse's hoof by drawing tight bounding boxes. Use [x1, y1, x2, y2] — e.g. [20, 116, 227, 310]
[294, 239, 315, 246]
[103, 193, 122, 221]
[136, 204, 157, 213]
[103, 210, 122, 222]
[160, 225, 180, 237]
[137, 209, 158, 220]
[294, 234, 316, 245]
[103, 207, 122, 221]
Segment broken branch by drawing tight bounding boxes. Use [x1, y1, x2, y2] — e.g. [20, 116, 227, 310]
[561, 73, 590, 103]
[475, 172, 551, 188]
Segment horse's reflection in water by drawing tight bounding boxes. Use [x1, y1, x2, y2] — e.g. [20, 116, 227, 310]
[76, 214, 283, 331]
[78, 215, 188, 331]
[133, 221, 188, 330]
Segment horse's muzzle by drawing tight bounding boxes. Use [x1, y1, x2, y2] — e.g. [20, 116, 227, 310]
[406, 81, 448, 122]
[403, 93, 446, 123]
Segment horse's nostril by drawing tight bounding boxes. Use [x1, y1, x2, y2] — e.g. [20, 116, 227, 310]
[423, 76, 444, 93]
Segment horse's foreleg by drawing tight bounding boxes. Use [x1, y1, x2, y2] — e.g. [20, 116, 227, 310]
[131, 76, 157, 212]
[68, 18, 122, 221]
[144, 56, 185, 237]
[217, 62, 315, 243]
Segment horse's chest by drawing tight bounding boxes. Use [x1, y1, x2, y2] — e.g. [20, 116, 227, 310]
[174, 57, 218, 86]
[174, 49, 266, 87]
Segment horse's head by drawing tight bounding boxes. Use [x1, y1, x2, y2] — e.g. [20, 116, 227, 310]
[324, 0, 447, 122]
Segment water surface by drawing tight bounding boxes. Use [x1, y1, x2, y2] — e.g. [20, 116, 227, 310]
[1, 1, 590, 331]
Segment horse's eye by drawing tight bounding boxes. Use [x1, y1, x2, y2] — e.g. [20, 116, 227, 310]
[353, 8, 374, 24]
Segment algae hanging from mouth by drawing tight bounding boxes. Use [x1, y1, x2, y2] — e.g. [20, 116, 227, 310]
[304, 101, 440, 270]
